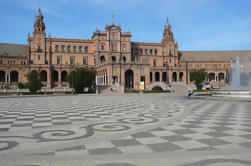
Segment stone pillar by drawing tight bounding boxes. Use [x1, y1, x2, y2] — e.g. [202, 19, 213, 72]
[58, 71, 62, 88]
[18, 75, 21, 82]
[104, 75, 106, 85]
[8, 74, 10, 83]
[5, 74, 7, 82]
[47, 70, 51, 88]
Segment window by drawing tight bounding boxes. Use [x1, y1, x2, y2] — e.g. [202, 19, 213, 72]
[38, 55, 40, 60]
[73, 46, 76, 53]
[0, 60, 2, 64]
[83, 57, 88, 65]
[100, 56, 105, 62]
[112, 56, 116, 63]
[145, 49, 148, 55]
[123, 56, 126, 63]
[67, 46, 71, 53]
[24, 61, 26, 65]
[150, 49, 153, 55]
[101, 44, 104, 50]
[57, 56, 62, 65]
[55, 45, 59, 52]
[154, 49, 158, 55]
[79, 46, 82, 53]
[153, 59, 156, 66]
[169, 59, 171, 63]
[85, 46, 88, 53]
[38, 45, 41, 52]
[61, 45, 65, 52]
[111, 44, 115, 51]
[122, 45, 126, 52]
[70, 56, 75, 65]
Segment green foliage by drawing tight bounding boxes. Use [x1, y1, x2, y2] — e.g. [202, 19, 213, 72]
[190, 69, 208, 90]
[67, 67, 96, 93]
[26, 70, 41, 94]
[17, 82, 26, 89]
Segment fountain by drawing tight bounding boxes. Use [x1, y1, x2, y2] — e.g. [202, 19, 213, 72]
[211, 57, 251, 99]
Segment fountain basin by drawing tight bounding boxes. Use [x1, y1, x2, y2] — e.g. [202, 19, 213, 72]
[211, 89, 251, 98]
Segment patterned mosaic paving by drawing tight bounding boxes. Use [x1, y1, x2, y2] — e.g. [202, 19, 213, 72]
[0, 94, 251, 166]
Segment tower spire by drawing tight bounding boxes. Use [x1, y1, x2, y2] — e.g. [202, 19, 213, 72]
[33, 8, 45, 35]
[112, 12, 115, 24]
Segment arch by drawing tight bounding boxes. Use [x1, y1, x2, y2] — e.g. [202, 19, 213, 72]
[150, 72, 153, 82]
[149, 82, 167, 90]
[61, 71, 68, 82]
[179, 72, 184, 82]
[40, 70, 47, 86]
[52, 70, 58, 82]
[162, 72, 167, 82]
[123, 56, 126, 63]
[125, 69, 134, 89]
[85, 46, 88, 53]
[112, 56, 116, 63]
[0, 70, 5, 82]
[209, 73, 215, 81]
[155, 72, 160, 82]
[10, 71, 18, 82]
[152, 86, 164, 91]
[100, 56, 105, 62]
[172, 72, 177, 82]
[218, 72, 225, 81]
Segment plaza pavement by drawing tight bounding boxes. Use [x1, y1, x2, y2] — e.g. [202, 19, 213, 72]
[0, 93, 251, 166]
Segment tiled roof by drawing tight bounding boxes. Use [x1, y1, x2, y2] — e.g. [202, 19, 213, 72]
[0, 43, 28, 57]
[179, 50, 251, 62]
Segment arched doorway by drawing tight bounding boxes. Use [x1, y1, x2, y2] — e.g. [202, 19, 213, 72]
[172, 72, 177, 82]
[0, 70, 5, 82]
[209, 73, 215, 81]
[179, 72, 184, 82]
[52, 70, 58, 86]
[10, 71, 18, 82]
[61, 71, 68, 83]
[162, 72, 167, 82]
[218, 73, 225, 81]
[40, 70, 47, 86]
[150, 72, 152, 82]
[125, 69, 134, 89]
[155, 72, 160, 82]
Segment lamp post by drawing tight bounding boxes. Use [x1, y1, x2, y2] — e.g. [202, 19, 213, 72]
[71, 65, 74, 95]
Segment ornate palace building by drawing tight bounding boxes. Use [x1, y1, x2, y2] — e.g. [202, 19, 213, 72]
[0, 9, 251, 91]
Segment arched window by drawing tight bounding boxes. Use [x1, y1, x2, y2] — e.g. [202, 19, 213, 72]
[85, 46, 88, 53]
[150, 72, 152, 82]
[55, 45, 59, 52]
[150, 49, 153, 55]
[122, 45, 126, 52]
[145, 49, 148, 55]
[123, 56, 126, 63]
[112, 44, 115, 51]
[79, 46, 82, 53]
[61, 45, 65, 52]
[153, 59, 157, 66]
[67, 46, 71, 53]
[73, 46, 76, 53]
[112, 56, 116, 63]
[101, 44, 104, 50]
[154, 49, 158, 55]
[100, 56, 105, 62]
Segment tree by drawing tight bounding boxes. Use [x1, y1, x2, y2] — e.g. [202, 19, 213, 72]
[190, 69, 208, 90]
[26, 70, 41, 94]
[67, 67, 96, 93]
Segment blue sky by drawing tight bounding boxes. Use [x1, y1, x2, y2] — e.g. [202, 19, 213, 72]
[0, 0, 251, 51]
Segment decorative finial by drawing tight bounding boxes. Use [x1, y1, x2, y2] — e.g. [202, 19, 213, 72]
[166, 16, 169, 25]
[49, 32, 50, 38]
[112, 12, 115, 24]
[28, 32, 30, 38]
